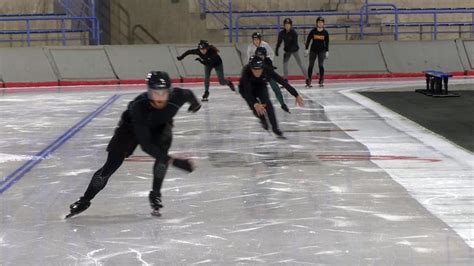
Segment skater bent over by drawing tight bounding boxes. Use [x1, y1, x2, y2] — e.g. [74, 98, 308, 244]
[239, 56, 304, 138]
[67, 71, 201, 218]
[305, 17, 330, 87]
[177, 40, 235, 101]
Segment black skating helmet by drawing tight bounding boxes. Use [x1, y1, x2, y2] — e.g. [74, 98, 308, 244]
[316, 16, 325, 23]
[198, 40, 209, 49]
[251, 32, 262, 39]
[249, 56, 264, 69]
[255, 46, 267, 58]
[283, 17, 293, 25]
[146, 71, 171, 91]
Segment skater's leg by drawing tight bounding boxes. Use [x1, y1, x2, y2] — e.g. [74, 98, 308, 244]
[215, 64, 235, 91]
[317, 51, 326, 85]
[307, 51, 317, 84]
[67, 151, 126, 218]
[258, 89, 281, 135]
[82, 151, 125, 201]
[149, 160, 169, 214]
[203, 65, 212, 99]
[151, 161, 169, 194]
[68, 124, 137, 218]
[292, 52, 309, 80]
[149, 124, 172, 212]
[269, 79, 289, 113]
[283, 52, 291, 80]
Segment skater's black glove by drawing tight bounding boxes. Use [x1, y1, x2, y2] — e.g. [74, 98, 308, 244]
[275, 50, 279, 57]
[188, 102, 201, 113]
[177, 55, 183, 61]
[172, 158, 194, 172]
[195, 58, 205, 65]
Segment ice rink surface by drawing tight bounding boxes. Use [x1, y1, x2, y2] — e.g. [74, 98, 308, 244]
[1, 79, 473, 265]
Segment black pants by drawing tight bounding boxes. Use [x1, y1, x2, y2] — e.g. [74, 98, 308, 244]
[308, 51, 326, 81]
[82, 122, 172, 201]
[244, 87, 279, 131]
[204, 64, 231, 92]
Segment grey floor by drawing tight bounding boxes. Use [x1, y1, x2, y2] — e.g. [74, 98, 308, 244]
[1, 80, 473, 265]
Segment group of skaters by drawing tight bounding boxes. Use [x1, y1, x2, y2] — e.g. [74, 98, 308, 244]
[66, 17, 329, 218]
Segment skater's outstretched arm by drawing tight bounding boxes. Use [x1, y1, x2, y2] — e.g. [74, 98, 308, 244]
[173, 88, 201, 112]
[266, 67, 304, 107]
[176, 48, 199, 61]
[266, 67, 298, 97]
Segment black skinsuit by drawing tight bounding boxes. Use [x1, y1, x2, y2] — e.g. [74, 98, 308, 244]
[81, 88, 200, 203]
[238, 65, 299, 133]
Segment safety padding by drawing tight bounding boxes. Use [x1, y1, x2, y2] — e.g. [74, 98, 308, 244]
[0, 47, 58, 87]
[380, 41, 465, 73]
[105, 45, 180, 81]
[324, 41, 388, 73]
[462, 40, 474, 70]
[47, 46, 118, 84]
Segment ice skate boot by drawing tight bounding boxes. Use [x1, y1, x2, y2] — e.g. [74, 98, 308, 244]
[281, 104, 290, 113]
[149, 191, 163, 217]
[65, 198, 91, 219]
[227, 80, 236, 92]
[201, 91, 209, 102]
[272, 128, 286, 139]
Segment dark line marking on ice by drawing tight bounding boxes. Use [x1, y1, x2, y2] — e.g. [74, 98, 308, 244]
[0, 95, 121, 194]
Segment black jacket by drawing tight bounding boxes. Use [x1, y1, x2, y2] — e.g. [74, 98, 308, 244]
[239, 65, 299, 106]
[276, 29, 300, 53]
[178, 47, 223, 68]
[123, 89, 200, 162]
[305, 28, 329, 52]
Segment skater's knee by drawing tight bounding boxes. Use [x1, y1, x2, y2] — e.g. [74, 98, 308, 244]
[91, 173, 109, 190]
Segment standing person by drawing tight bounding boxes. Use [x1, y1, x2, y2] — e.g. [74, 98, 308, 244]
[275, 17, 309, 84]
[254, 46, 290, 113]
[305, 16, 330, 87]
[67, 71, 201, 218]
[239, 56, 305, 139]
[246, 32, 275, 61]
[177, 40, 235, 101]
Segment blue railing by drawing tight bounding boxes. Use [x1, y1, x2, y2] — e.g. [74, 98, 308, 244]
[200, 1, 474, 42]
[0, 16, 99, 46]
[0, 0, 100, 46]
[360, 7, 474, 41]
[360, 3, 399, 40]
[57, 0, 100, 44]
